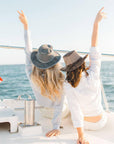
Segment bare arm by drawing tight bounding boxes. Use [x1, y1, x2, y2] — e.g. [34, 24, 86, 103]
[91, 22, 99, 47]
[77, 127, 84, 144]
[91, 7, 106, 47]
[89, 7, 106, 71]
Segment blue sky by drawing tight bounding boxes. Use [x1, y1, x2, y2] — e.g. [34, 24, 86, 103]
[0, 0, 114, 64]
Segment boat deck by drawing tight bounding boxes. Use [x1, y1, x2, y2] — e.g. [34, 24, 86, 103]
[0, 99, 114, 144]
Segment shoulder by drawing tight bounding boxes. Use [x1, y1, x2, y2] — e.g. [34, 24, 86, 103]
[84, 70, 101, 88]
[89, 47, 101, 61]
[87, 68, 100, 80]
[63, 81, 75, 95]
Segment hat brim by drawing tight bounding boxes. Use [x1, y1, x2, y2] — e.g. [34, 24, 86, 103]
[61, 54, 88, 72]
[31, 51, 61, 69]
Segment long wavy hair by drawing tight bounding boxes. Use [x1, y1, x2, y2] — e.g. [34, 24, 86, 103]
[31, 63, 65, 101]
[66, 62, 89, 88]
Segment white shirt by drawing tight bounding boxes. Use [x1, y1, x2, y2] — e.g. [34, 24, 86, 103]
[66, 47, 104, 128]
[24, 30, 64, 129]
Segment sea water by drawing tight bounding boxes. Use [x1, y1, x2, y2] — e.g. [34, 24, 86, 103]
[0, 62, 114, 111]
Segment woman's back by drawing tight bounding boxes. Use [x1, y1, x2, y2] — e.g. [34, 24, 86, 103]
[73, 46, 104, 117]
[73, 71, 103, 117]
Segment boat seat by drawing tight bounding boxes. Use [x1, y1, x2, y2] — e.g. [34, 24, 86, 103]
[0, 104, 18, 133]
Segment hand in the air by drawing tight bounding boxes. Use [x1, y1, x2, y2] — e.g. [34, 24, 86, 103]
[95, 7, 106, 23]
[17, 10, 28, 29]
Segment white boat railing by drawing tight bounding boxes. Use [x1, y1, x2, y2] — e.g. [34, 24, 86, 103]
[0, 45, 114, 57]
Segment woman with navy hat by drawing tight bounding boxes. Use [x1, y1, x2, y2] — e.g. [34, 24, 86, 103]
[18, 10, 65, 137]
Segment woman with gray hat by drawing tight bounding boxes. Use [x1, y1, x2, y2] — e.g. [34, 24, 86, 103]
[61, 7, 107, 144]
[17, 10, 65, 137]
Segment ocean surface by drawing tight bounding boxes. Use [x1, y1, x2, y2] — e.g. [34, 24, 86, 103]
[0, 62, 114, 111]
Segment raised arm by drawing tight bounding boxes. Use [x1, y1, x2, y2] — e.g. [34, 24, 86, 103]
[17, 10, 32, 54]
[91, 7, 106, 47]
[89, 7, 106, 78]
[17, 10, 32, 77]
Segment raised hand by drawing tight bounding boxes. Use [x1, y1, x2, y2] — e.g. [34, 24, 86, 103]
[95, 7, 106, 23]
[91, 7, 107, 47]
[17, 10, 28, 30]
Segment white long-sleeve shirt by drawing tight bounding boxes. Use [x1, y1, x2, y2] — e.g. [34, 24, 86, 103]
[24, 30, 64, 130]
[66, 47, 104, 128]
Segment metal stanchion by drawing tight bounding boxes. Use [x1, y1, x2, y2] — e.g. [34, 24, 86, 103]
[25, 100, 35, 126]
[18, 95, 42, 136]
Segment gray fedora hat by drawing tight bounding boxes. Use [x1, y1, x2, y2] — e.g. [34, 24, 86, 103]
[61, 50, 88, 72]
[31, 44, 61, 69]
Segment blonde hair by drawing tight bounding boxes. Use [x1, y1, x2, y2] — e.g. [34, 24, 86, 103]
[31, 63, 65, 101]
